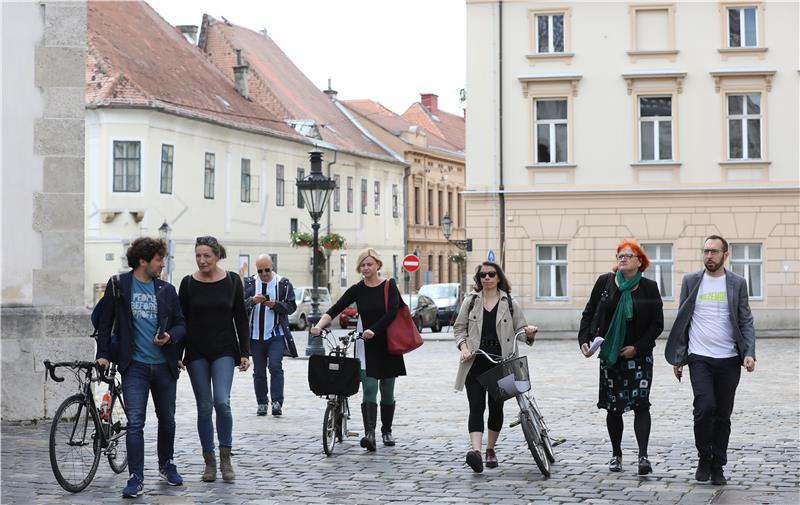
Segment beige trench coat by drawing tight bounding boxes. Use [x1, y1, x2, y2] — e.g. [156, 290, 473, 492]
[453, 289, 529, 391]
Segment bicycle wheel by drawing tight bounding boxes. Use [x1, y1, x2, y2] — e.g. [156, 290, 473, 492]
[49, 394, 102, 492]
[322, 401, 338, 456]
[519, 397, 550, 477]
[336, 397, 348, 442]
[529, 397, 555, 463]
[107, 389, 128, 473]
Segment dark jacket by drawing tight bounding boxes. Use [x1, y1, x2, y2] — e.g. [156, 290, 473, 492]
[95, 271, 186, 379]
[578, 272, 664, 357]
[243, 274, 298, 358]
[664, 269, 756, 366]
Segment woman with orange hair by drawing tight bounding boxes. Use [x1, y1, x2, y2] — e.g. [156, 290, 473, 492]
[578, 240, 663, 475]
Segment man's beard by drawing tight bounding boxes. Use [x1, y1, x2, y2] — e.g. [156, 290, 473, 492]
[705, 260, 723, 273]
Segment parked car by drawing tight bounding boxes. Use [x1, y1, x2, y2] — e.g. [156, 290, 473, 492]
[402, 294, 441, 333]
[417, 283, 461, 328]
[288, 287, 332, 331]
[338, 303, 358, 328]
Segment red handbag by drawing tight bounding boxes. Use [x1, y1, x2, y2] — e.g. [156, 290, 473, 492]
[383, 280, 423, 355]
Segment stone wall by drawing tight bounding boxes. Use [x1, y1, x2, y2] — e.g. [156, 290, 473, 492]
[1, 1, 89, 420]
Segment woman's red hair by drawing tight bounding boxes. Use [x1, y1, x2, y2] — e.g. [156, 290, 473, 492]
[615, 240, 650, 272]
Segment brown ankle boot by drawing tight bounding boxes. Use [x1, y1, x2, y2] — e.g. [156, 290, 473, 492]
[219, 447, 235, 482]
[202, 451, 216, 482]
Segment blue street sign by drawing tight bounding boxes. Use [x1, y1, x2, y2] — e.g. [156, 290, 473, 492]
[487, 250, 496, 262]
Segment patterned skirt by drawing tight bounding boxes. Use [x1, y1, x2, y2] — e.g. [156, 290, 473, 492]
[597, 352, 653, 413]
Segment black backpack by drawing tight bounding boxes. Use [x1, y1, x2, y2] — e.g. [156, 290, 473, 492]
[90, 274, 121, 361]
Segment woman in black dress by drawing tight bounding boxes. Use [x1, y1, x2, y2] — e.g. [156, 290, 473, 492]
[178, 236, 250, 483]
[310, 248, 404, 451]
[578, 240, 663, 475]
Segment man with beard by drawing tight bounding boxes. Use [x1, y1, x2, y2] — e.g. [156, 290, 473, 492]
[96, 237, 186, 498]
[665, 235, 756, 486]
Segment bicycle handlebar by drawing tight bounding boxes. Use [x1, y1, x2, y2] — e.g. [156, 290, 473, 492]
[43, 360, 113, 384]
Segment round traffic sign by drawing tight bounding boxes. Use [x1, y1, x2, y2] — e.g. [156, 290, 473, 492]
[402, 254, 421, 273]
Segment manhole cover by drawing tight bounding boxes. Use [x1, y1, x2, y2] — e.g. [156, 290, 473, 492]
[711, 490, 800, 504]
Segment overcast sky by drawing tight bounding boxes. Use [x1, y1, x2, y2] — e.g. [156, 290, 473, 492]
[148, 0, 467, 115]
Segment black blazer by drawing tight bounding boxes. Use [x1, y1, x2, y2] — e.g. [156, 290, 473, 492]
[578, 273, 664, 356]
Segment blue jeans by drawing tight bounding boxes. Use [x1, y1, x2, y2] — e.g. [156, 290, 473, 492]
[121, 361, 177, 480]
[251, 336, 284, 405]
[187, 356, 235, 452]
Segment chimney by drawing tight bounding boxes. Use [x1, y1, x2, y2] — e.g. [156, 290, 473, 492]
[177, 25, 198, 44]
[420, 93, 438, 113]
[233, 49, 249, 99]
[323, 78, 338, 101]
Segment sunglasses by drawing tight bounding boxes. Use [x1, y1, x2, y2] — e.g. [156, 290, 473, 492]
[196, 236, 219, 246]
[478, 271, 497, 279]
[257, 268, 271, 274]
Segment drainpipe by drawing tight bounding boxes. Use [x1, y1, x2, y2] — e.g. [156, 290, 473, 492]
[498, 0, 506, 270]
[326, 150, 337, 293]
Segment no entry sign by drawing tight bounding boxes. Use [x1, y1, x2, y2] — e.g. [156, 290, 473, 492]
[402, 254, 421, 273]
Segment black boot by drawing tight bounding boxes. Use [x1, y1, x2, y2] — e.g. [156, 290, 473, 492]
[360, 402, 377, 452]
[380, 403, 396, 446]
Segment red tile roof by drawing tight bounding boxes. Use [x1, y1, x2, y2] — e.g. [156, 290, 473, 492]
[86, 1, 301, 140]
[199, 16, 398, 162]
[402, 102, 465, 151]
[343, 99, 462, 154]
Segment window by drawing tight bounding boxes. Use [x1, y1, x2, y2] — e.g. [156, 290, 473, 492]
[290, 218, 298, 234]
[438, 255, 444, 283]
[339, 254, 348, 288]
[639, 96, 673, 161]
[160, 144, 173, 194]
[392, 254, 399, 282]
[346, 176, 353, 213]
[535, 99, 568, 164]
[535, 13, 564, 53]
[333, 174, 340, 212]
[536, 245, 567, 299]
[630, 6, 675, 54]
[361, 178, 368, 215]
[241, 158, 251, 203]
[427, 188, 434, 225]
[113, 141, 141, 192]
[731, 243, 762, 297]
[392, 184, 399, 218]
[204, 152, 215, 199]
[296, 168, 305, 209]
[239, 254, 250, 277]
[269, 253, 278, 273]
[414, 186, 421, 224]
[643, 244, 673, 298]
[276, 164, 285, 206]
[438, 190, 444, 221]
[728, 6, 757, 48]
[374, 181, 381, 215]
[727, 94, 761, 160]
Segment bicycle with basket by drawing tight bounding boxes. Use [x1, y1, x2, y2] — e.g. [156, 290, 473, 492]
[474, 330, 556, 477]
[43, 359, 128, 492]
[308, 328, 363, 456]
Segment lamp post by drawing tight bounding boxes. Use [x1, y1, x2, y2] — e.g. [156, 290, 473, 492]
[158, 220, 173, 283]
[297, 150, 336, 356]
[440, 213, 472, 302]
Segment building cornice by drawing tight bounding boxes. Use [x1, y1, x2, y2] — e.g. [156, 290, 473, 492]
[462, 185, 800, 196]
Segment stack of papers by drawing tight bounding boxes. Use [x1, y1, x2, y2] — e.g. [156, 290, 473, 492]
[589, 336, 605, 354]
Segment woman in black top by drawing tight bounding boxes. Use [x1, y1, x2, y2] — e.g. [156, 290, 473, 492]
[178, 236, 250, 483]
[578, 241, 663, 476]
[310, 248, 403, 452]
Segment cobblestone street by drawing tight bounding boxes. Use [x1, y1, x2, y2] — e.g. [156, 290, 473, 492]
[2, 334, 798, 504]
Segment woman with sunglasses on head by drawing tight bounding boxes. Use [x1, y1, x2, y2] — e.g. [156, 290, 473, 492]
[178, 236, 250, 483]
[578, 241, 663, 475]
[310, 248, 404, 452]
[453, 261, 538, 473]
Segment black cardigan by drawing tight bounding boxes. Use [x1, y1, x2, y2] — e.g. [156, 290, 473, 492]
[578, 272, 664, 356]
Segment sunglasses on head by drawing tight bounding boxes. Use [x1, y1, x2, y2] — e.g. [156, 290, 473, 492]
[478, 271, 497, 279]
[257, 268, 271, 274]
[196, 236, 219, 246]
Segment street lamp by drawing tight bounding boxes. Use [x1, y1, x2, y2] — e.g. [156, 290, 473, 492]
[158, 220, 173, 282]
[297, 150, 337, 356]
[440, 213, 472, 303]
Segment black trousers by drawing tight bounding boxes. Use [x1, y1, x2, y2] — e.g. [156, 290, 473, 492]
[688, 354, 741, 467]
[465, 354, 504, 433]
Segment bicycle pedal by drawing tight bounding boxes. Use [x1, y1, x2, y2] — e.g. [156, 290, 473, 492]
[509, 420, 520, 428]
[551, 437, 566, 446]
[346, 431, 359, 437]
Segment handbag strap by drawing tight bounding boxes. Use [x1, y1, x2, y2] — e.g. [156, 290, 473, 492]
[383, 279, 389, 312]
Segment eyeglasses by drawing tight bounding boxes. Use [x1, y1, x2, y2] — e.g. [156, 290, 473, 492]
[617, 253, 638, 261]
[257, 268, 271, 274]
[196, 236, 218, 246]
[702, 249, 723, 256]
[478, 271, 497, 279]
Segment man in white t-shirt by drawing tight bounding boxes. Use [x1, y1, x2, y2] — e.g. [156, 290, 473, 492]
[665, 235, 756, 486]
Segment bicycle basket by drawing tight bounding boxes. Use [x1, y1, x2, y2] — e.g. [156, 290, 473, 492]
[476, 355, 531, 403]
[308, 355, 361, 397]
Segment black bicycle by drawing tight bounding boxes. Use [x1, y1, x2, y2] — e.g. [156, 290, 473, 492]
[475, 332, 555, 476]
[44, 360, 128, 492]
[308, 329, 362, 456]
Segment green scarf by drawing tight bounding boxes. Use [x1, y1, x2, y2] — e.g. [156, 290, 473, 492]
[598, 270, 642, 367]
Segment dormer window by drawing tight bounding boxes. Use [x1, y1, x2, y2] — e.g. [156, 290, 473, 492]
[288, 119, 322, 140]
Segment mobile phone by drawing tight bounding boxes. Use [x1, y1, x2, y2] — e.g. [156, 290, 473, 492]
[265, 293, 270, 301]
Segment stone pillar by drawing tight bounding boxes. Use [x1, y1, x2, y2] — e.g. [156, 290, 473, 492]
[1, 1, 89, 420]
